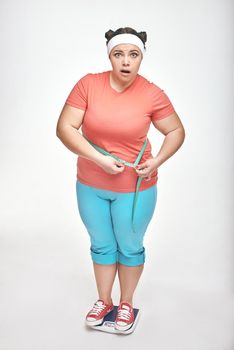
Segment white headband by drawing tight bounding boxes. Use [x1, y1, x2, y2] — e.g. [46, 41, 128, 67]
[107, 33, 146, 56]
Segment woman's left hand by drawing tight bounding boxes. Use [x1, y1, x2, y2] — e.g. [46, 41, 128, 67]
[135, 158, 159, 181]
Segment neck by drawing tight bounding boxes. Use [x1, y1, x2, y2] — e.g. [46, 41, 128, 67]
[110, 71, 136, 92]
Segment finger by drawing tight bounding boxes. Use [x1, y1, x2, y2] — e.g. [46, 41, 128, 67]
[136, 168, 147, 174]
[136, 164, 147, 170]
[115, 161, 124, 168]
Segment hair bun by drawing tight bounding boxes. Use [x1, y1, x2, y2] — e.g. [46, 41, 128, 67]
[138, 31, 147, 44]
[105, 30, 115, 41]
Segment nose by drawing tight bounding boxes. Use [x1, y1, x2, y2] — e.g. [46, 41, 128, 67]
[122, 55, 130, 66]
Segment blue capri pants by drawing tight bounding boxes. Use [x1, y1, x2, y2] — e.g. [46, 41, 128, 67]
[76, 179, 157, 266]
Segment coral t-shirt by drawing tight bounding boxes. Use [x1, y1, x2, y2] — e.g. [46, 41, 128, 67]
[65, 70, 176, 192]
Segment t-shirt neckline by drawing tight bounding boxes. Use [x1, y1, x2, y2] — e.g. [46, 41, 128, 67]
[107, 70, 139, 94]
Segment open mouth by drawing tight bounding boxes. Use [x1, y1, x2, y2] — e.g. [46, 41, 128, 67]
[121, 69, 131, 74]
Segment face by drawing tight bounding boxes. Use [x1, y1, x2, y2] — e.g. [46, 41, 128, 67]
[109, 44, 143, 83]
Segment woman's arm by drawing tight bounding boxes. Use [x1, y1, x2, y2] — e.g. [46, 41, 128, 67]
[56, 104, 105, 165]
[56, 104, 125, 174]
[151, 111, 185, 168]
[135, 112, 185, 179]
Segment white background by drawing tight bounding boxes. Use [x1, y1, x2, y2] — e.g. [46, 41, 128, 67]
[0, 0, 233, 349]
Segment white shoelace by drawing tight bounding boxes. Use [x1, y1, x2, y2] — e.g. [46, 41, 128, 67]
[89, 301, 106, 316]
[117, 305, 132, 320]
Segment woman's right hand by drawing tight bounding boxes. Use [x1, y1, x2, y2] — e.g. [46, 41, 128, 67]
[97, 155, 125, 175]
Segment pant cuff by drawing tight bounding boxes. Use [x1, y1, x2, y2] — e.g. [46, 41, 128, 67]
[90, 249, 118, 265]
[118, 250, 145, 266]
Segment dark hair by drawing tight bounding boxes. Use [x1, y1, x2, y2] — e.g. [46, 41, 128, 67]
[105, 27, 147, 49]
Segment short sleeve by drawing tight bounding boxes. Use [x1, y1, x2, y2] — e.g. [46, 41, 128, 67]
[151, 85, 176, 121]
[65, 74, 90, 110]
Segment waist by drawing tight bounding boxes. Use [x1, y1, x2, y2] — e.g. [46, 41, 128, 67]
[84, 137, 148, 166]
[77, 157, 157, 192]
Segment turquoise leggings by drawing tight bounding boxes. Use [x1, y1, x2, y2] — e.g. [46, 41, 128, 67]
[76, 179, 157, 266]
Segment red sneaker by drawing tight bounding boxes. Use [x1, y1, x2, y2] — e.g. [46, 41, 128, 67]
[115, 301, 135, 331]
[85, 299, 114, 326]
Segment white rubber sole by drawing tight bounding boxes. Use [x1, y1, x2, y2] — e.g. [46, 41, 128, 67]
[114, 321, 134, 332]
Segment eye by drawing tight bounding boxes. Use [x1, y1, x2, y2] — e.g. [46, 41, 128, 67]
[114, 53, 121, 58]
[131, 52, 139, 58]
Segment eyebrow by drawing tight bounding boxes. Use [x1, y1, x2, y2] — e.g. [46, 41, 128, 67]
[113, 49, 140, 53]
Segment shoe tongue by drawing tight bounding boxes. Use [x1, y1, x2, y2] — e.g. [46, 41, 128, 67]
[122, 304, 130, 310]
[96, 300, 104, 305]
